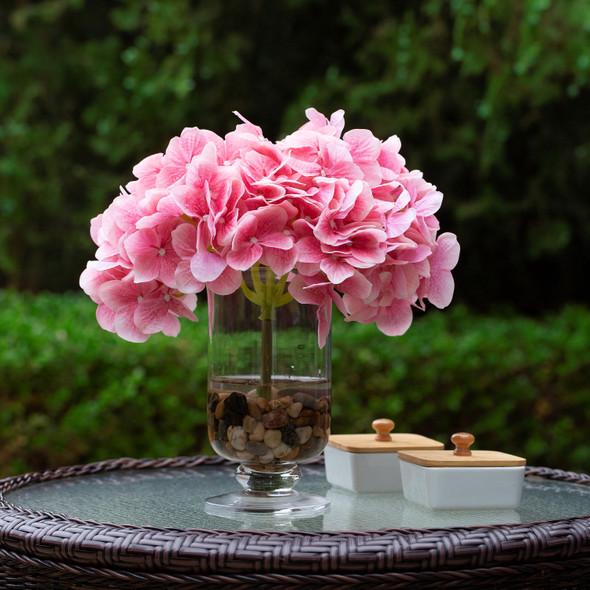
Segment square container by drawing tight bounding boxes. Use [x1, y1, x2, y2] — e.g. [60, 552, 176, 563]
[324, 419, 444, 493]
[399, 432, 526, 509]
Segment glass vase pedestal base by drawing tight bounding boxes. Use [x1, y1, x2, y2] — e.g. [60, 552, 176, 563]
[204, 464, 330, 518]
[204, 490, 330, 518]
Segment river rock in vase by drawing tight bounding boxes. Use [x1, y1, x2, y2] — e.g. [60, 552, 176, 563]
[208, 387, 331, 468]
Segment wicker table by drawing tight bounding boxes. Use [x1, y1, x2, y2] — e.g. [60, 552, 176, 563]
[1, 456, 590, 589]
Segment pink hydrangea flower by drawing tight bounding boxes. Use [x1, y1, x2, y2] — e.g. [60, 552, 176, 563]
[81, 108, 459, 343]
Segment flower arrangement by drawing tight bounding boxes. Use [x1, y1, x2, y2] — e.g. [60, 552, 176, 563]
[80, 109, 459, 347]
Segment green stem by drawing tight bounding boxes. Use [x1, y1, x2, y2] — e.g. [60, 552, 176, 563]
[258, 268, 275, 398]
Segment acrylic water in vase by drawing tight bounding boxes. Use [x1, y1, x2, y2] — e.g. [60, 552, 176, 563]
[80, 107, 459, 517]
[205, 264, 331, 514]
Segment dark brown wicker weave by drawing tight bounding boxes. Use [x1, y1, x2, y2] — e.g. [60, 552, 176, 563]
[1, 456, 590, 589]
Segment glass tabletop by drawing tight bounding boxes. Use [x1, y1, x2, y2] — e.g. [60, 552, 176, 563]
[5, 463, 590, 532]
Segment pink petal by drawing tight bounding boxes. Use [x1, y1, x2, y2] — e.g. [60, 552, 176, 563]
[190, 251, 227, 282]
[320, 256, 355, 284]
[130, 252, 162, 283]
[376, 301, 413, 336]
[172, 223, 198, 259]
[207, 267, 243, 295]
[296, 236, 323, 263]
[124, 228, 158, 260]
[386, 209, 416, 238]
[96, 304, 116, 332]
[337, 270, 373, 299]
[226, 243, 263, 271]
[175, 260, 205, 294]
[134, 299, 169, 333]
[431, 232, 460, 271]
[426, 270, 455, 309]
[115, 305, 151, 343]
[260, 246, 297, 277]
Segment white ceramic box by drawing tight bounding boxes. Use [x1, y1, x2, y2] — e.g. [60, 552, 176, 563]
[324, 419, 444, 493]
[399, 432, 526, 509]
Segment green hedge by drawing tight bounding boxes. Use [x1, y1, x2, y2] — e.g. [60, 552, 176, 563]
[1, 290, 589, 476]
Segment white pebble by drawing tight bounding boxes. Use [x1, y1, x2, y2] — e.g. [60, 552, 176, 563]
[264, 429, 282, 448]
[258, 448, 275, 464]
[249, 422, 266, 442]
[228, 426, 247, 451]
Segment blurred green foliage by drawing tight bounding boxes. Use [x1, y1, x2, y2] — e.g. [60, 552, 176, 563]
[1, 290, 589, 476]
[1, 0, 589, 311]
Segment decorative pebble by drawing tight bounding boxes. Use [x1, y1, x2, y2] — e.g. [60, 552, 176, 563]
[256, 397, 270, 412]
[264, 429, 282, 448]
[273, 442, 292, 459]
[287, 401, 303, 418]
[214, 399, 225, 420]
[243, 415, 257, 434]
[281, 423, 299, 447]
[209, 386, 331, 468]
[262, 409, 288, 429]
[296, 426, 312, 445]
[247, 400, 262, 420]
[312, 423, 324, 438]
[228, 426, 247, 451]
[249, 421, 266, 442]
[317, 397, 329, 413]
[245, 440, 268, 455]
[224, 391, 249, 426]
[269, 399, 284, 410]
[293, 392, 318, 410]
[258, 448, 275, 464]
[236, 450, 255, 461]
[283, 446, 300, 462]
[218, 420, 228, 440]
[293, 408, 315, 426]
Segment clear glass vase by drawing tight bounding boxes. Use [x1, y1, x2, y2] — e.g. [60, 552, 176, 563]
[204, 265, 331, 517]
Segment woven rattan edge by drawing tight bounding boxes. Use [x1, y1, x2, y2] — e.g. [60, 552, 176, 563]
[1, 456, 590, 577]
[2, 546, 590, 589]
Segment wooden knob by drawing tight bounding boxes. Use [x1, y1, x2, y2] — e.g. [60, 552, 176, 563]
[452, 432, 475, 456]
[372, 418, 395, 441]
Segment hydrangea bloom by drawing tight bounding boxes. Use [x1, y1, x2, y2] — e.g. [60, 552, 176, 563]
[81, 109, 459, 344]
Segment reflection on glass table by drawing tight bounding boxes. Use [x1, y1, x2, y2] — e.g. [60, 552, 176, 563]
[5, 463, 590, 532]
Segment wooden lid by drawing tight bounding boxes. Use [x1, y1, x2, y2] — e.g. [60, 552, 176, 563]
[398, 432, 526, 467]
[327, 418, 444, 453]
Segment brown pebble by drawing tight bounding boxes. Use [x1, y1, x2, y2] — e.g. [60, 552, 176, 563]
[293, 408, 315, 426]
[214, 399, 225, 420]
[312, 423, 325, 438]
[293, 392, 318, 410]
[262, 409, 289, 429]
[243, 415, 257, 434]
[317, 397, 329, 413]
[283, 446, 300, 462]
[247, 400, 262, 420]
[269, 399, 284, 410]
[256, 397, 270, 412]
